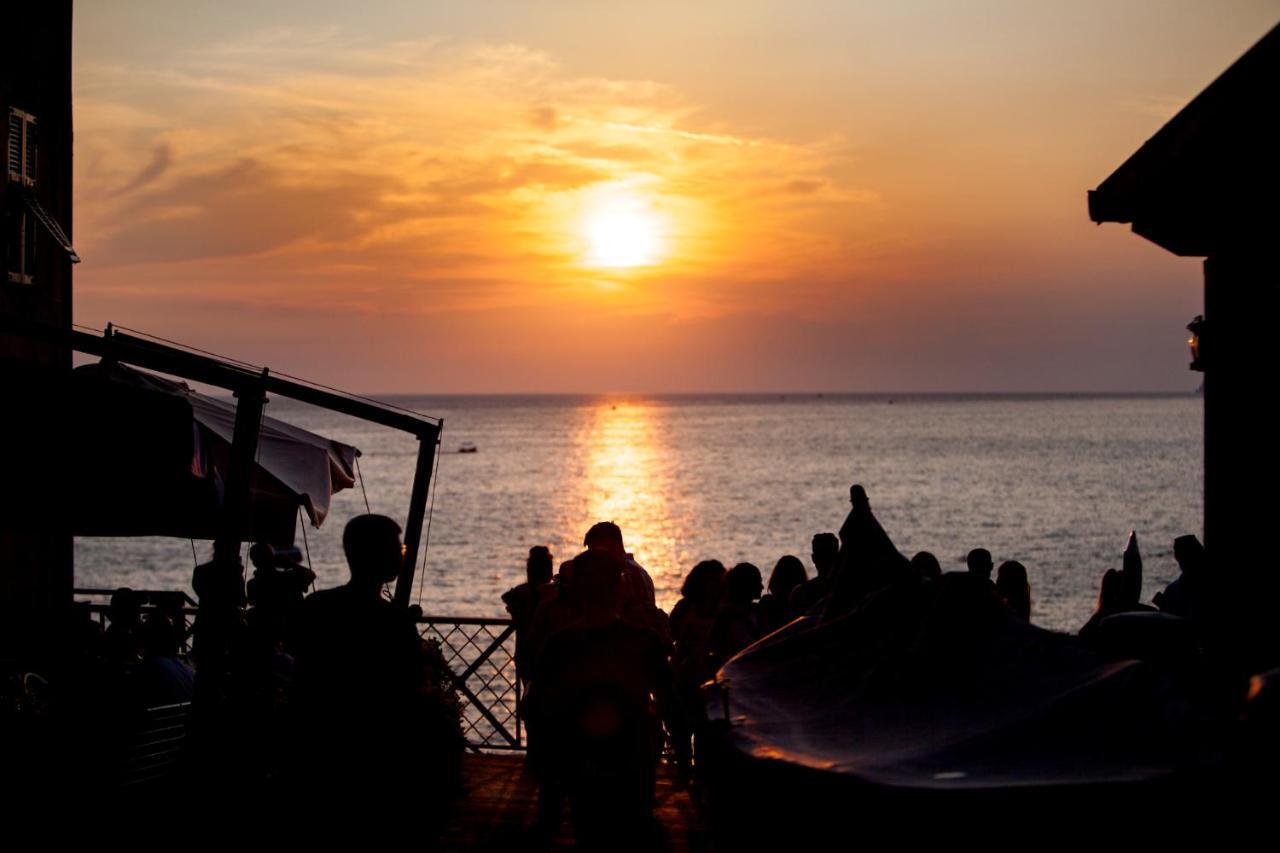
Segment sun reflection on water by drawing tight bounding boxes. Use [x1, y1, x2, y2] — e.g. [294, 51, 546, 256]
[565, 400, 687, 605]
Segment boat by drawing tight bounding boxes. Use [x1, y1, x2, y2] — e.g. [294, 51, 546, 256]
[458, 441, 478, 453]
[700, 487, 1253, 841]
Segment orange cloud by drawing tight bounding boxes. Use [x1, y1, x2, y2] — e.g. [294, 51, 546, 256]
[74, 31, 877, 324]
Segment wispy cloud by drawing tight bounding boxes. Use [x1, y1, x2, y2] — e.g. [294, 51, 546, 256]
[112, 142, 173, 196]
[74, 28, 875, 321]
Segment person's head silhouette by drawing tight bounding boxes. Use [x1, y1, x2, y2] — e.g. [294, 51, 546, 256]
[141, 614, 181, 658]
[726, 563, 763, 605]
[108, 587, 142, 626]
[811, 533, 839, 577]
[584, 521, 625, 555]
[1173, 534, 1205, 576]
[1097, 567, 1129, 613]
[768, 555, 807, 598]
[911, 551, 942, 581]
[682, 560, 727, 610]
[527, 545, 553, 585]
[967, 548, 994, 580]
[343, 514, 404, 588]
[996, 560, 1031, 621]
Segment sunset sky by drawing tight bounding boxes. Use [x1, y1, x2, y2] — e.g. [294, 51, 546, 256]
[71, 1, 1280, 393]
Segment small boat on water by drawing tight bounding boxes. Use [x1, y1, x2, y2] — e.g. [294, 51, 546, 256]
[458, 441, 477, 454]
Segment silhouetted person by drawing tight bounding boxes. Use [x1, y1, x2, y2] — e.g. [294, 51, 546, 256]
[1079, 567, 1156, 642]
[966, 548, 994, 582]
[228, 544, 314, 781]
[521, 555, 576, 827]
[189, 540, 247, 711]
[133, 614, 195, 707]
[523, 556, 586, 691]
[149, 591, 190, 654]
[669, 560, 727, 685]
[103, 587, 143, 665]
[503, 545, 554, 687]
[1097, 567, 1130, 613]
[246, 543, 314, 644]
[667, 559, 726, 782]
[911, 551, 942, 582]
[995, 560, 1031, 622]
[787, 533, 840, 617]
[756, 555, 807, 634]
[290, 514, 428, 800]
[241, 543, 314, 696]
[825, 485, 912, 618]
[1154, 534, 1208, 622]
[526, 549, 670, 843]
[584, 521, 655, 607]
[709, 562, 764, 667]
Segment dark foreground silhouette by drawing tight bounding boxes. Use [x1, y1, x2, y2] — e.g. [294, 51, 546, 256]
[8, 487, 1276, 846]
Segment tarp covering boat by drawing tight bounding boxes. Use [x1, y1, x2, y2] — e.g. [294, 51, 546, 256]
[712, 579, 1217, 791]
[708, 489, 1223, 793]
[67, 361, 359, 543]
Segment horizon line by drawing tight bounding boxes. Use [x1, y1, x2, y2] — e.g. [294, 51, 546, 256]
[316, 388, 1202, 399]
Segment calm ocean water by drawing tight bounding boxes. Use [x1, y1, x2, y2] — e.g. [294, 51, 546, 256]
[75, 394, 1202, 634]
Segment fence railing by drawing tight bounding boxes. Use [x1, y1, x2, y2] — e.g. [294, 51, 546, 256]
[416, 615, 523, 751]
[73, 589, 525, 752]
[74, 588, 198, 654]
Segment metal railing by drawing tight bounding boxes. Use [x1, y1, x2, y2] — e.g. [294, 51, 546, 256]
[74, 588, 198, 654]
[417, 615, 523, 751]
[73, 590, 526, 752]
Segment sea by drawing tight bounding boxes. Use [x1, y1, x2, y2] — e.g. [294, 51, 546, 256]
[74, 393, 1203, 635]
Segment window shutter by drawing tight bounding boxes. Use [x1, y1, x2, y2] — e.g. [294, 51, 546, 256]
[22, 114, 36, 185]
[7, 109, 36, 186]
[6, 110, 21, 183]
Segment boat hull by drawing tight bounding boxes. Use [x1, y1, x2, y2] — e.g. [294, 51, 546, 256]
[699, 574, 1243, 840]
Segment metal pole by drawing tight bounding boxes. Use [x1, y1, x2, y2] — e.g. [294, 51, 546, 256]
[215, 369, 269, 560]
[395, 423, 440, 607]
[189, 370, 268, 785]
[194, 371, 266, 694]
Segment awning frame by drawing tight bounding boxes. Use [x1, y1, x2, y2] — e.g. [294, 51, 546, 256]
[6, 317, 442, 607]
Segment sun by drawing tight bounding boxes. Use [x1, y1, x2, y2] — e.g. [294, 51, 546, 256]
[580, 187, 666, 269]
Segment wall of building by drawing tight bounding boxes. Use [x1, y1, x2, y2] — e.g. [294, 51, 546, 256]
[0, 2, 75, 662]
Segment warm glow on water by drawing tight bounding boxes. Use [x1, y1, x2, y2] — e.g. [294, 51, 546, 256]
[577, 402, 682, 586]
[77, 394, 1203, 634]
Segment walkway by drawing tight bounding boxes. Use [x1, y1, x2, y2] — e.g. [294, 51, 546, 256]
[437, 753, 709, 851]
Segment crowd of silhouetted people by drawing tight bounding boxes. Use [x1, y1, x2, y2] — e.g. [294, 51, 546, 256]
[6, 513, 464, 808]
[500, 484, 1222, 839]
[5, 485, 1225, 828]
[49, 588, 194, 707]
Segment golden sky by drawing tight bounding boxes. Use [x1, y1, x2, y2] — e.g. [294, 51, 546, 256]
[71, 1, 1280, 392]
